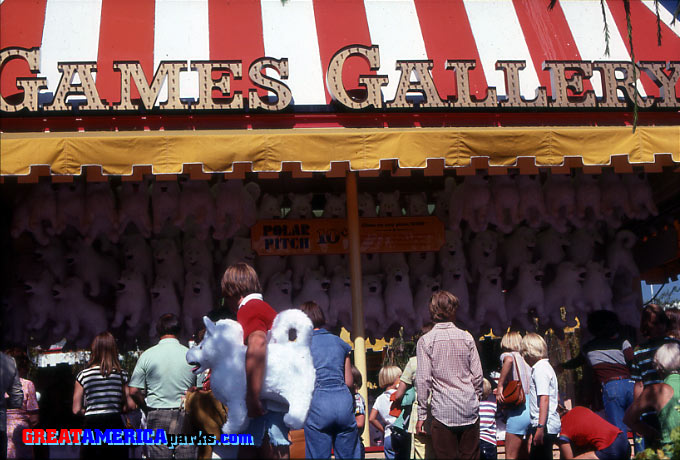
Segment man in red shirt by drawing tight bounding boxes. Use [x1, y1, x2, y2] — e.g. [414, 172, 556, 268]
[558, 406, 630, 460]
[221, 262, 288, 459]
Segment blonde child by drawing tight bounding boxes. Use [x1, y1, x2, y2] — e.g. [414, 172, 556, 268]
[520, 333, 561, 460]
[369, 365, 403, 459]
[351, 365, 366, 459]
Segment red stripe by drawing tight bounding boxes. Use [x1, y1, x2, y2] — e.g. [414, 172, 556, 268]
[96, 0, 155, 104]
[414, 0, 488, 99]
[312, 0, 373, 104]
[607, 0, 680, 98]
[0, 0, 47, 99]
[513, 0, 593, 96]
[208, 0, 265, 100]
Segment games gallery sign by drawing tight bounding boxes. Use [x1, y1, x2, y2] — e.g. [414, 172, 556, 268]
[0, 44, 678, 113]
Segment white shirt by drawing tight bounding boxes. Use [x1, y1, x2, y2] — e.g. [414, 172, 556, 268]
[373, 389, 398, 438]
[528, 359, 561, 435]
[238, 293, 263, 310]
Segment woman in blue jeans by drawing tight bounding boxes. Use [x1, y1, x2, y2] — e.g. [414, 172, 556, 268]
[300, 301, 361, 459]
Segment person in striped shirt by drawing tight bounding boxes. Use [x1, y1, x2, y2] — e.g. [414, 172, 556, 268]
[630, 304, 672, 453]
[479, 378, 497, 460]
[73, 331, 135, 460]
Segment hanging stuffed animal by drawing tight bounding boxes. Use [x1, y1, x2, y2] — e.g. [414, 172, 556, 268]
[363, 274, 386, 339]
[449, 175, 491, 233]
[506, 262, 545, 332]
[287, 193, 320, 290]
[54, 277, 108, 348]
[413, 274, 442, 333]
[117, 181, 152, 237]
[623, 172, 658, 220]
[517, 175, 546, 229]
[582, 261, 613, 313]
[543, 173, 575, 233]
[501, 226, 536, 281]
[84, 181, 119, 244]
[383, 265, 416, 338]
[293, 267, 330, 320]
[329, 266, 352, 332]
[468, 230, 499, 279]
[543, 261, 586, 329]
[438, 230, 466, 272]
[377, 191, 402, 217]
[490, 175, 520, 234]
[433, 177, 455, 223]
[404, 192, 429, 217]
[599, 170, 631, 228]
[475, 266, 506, 336]
[568, 228, 603, 266]
[152, 238, 185, 298]
[112, 269, 149, 337]
[182, 269, 215, 339]
[149, 275, 182, 336]
[441, 261, 472, 330]
[264, 270, 294, 313]
[176, 180, 215, 240]
[213, 180, 260, 240]
[536, 228, 569, 267]
[151, 180, 180, 235]
[357, 192, 377, 218]
[55, 182, 86, 235]
[573, 171, 602, 229]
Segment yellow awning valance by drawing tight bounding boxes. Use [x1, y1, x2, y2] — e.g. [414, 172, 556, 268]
[1, 126, 678, 176]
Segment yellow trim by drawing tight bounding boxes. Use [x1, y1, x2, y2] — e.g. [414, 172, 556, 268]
[1, 126, 678, 176]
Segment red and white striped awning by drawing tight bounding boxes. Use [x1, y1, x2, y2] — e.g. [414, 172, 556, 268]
[2, 0, 680, 106]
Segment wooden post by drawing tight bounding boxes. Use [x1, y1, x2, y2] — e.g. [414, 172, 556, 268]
[346, 171, 369, 446]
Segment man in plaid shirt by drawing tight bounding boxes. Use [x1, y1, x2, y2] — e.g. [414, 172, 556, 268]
[415, 291, 483, 460]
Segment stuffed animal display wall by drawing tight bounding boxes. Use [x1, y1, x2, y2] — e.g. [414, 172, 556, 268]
[3, 171, 655, 349]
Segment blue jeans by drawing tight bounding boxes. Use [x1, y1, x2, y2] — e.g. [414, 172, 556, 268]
[248, 411, 291, 447]
[601, 378, 634, 432]
[384, 434, 395, 459]
[304, 387, 360, 459]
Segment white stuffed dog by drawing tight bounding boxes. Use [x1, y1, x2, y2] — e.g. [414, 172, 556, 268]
[186, 310, 315, 433]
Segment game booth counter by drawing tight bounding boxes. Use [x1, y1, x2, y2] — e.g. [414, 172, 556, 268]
[1, 0, 680, 452]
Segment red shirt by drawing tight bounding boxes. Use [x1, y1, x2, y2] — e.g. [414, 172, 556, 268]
[559, 406, 621, 451]
[236, 295, 277, 344]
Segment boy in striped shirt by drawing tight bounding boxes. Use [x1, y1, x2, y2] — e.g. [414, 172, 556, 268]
[479, 378, 497, 460]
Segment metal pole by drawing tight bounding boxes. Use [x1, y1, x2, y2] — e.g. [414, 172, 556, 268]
[345, 171, 369, 446]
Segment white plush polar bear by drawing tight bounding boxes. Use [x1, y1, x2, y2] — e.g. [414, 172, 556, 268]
[449, 175, 491, 233]
[377, 191, 402, 217]
[506, 263, 545, 332]
[84, 182, 119, 244]
[117, 181, 152, 238]
[186, 310, 316, 434]
[573, 171, 601, 229]
[405, 192, 429, 217]
[264, 270, 294, 313]
[433, 177, 455, 224]
[599, 171, 631, 228]
[323, 193, 346, 219]
[543, 173, 575, 233]
[438, 230, 466, 272]
[151, 181, 180, 235]
[258, 194, 283, 220]
[441, 263, 472, 330]
[383, 265, 416, 337]
[475, 266, 506, 336]
[501, 226, 536, 281]
[329, 266, 352, 331]
[536, 228, 569, 267]
[53, 277, 108, 348]
[24, 270, 57, 331]
[468, 230, 499, 279]
[213, 180, 260, 240]
[357, 192, 378, 218]
[363, 274, 386, 339]
[623, 172, 658, 220]
[582, 261, 613, 313]
[176, 180, 215, 240]
[293, 268, 330, 318]
[408, 251, 436, 289]
[517, 175, 546, 229]
[490, 175, 520, 234]
[11, 182, 57, 245]
[113, 269, 149, 337]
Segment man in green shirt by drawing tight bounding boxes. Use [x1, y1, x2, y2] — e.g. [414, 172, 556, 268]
[130, 313, 197, 459]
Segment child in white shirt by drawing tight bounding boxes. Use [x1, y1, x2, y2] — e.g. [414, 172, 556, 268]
[369, 366, 403, 460]
[520, 333, 561, 460]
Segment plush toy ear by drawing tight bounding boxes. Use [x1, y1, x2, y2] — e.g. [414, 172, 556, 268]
[203, 316, 216, 335]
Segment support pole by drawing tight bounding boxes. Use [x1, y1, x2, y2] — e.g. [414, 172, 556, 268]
[346, 171, 369, 446]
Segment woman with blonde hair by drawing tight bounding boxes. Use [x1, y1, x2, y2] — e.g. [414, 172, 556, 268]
[73, 332, 135, 460]
[496, 331, 532, 459]
[520, 333, 561, 460]
[369, 365, 403, 459]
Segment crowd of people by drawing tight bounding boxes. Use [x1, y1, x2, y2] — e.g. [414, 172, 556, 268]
[1, 261, 679, 460]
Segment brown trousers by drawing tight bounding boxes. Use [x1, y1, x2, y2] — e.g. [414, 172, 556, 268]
[430, 417, 480, 460]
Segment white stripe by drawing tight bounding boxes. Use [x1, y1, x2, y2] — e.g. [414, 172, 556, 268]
[559, 0, 646, 98]
[40, 0, 102, 98]
[464, 0, 541, 99]
[260, 0, 326, 105]
[641, 1, 680, 38]
[363, 0, 428, 103]
[154, 0, 210, 103]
